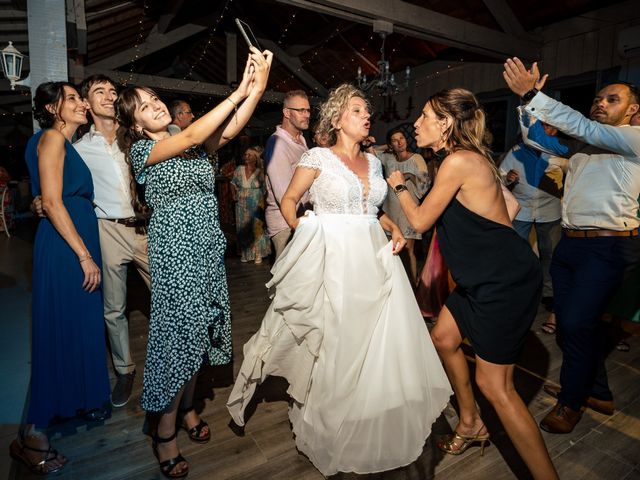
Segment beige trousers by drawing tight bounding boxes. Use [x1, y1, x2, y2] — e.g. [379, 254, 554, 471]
[271, 228, 293, 261]
[98, 219, 150, 375]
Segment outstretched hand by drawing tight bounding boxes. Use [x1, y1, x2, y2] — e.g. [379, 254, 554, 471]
[503, 58, 548, 97]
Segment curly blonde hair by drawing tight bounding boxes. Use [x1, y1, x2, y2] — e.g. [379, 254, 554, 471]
[316, 83, 369, 147]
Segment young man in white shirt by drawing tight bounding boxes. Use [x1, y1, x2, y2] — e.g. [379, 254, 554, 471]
[76, 75, 151, 407]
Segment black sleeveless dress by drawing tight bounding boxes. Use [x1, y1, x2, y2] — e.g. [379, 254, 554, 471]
[437, 198, 541, 364]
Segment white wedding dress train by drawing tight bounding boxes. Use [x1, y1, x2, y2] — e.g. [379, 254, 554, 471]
[227, 148, 452, 476]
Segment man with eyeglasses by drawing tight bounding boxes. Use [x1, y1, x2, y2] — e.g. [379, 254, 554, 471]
[504, 58, 640, 434]
[168, 99, 195, 135]
[264, 90, 311, 259]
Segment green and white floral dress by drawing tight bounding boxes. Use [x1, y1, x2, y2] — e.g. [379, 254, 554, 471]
[130, 141, 232, 412]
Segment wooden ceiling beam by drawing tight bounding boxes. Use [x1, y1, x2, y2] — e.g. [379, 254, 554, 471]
[89, 23, 208, 69]
[259, 38, 329, 96]
[481, 0, 533, 38]
[72, 65, 287, 103]
[276, 0, 541, 60]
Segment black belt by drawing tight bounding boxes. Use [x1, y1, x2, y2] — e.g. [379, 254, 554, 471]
[103, 217, 147, 228]
[563, 228, 638, 238]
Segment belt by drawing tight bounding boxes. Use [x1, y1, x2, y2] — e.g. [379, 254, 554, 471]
[563, 228, 638, 238]
[102, 217, 147, 228]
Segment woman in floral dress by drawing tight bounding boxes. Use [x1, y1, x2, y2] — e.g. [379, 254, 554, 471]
[115, 48, 272, 479]
[231, 146, 270, 263]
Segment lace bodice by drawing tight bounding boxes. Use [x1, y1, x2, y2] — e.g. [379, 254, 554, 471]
[298, 147, 387, 215]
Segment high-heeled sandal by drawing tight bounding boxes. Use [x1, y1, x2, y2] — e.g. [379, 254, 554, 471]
[177, 406, 211, 444]
[9, 432, 67, 475]
[438, 429, 490, 456]
[153, 431, 189, 479]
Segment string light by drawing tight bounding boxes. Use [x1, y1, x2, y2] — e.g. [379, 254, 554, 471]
[178, 0, 233, 87]
[125, 0, 150, 85]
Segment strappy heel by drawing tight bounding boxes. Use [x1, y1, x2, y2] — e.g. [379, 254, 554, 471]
[9, 432, 67, 475]
[177, 406, 210, 444]
[438, 429, 490, 456]
[153, 431, 189, 479]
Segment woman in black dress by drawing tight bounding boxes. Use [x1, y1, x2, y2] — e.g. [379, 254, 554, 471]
[387, 88, 557, 480]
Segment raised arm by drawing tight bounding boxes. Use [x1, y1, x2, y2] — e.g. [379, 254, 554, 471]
[38, 130, 101, 292]
[387, 153, 465, 233]
[280, 166, 318, 229]
[524, 92, 640, 157]
[504, 56, 640, 157]
[146, 48, 272, 165]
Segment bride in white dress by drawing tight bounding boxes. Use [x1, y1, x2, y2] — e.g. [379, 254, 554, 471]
[227, 84, 452, 476]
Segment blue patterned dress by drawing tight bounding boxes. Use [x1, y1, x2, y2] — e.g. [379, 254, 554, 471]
[129, 142, 232, 412]
[231, 166, 270, 262]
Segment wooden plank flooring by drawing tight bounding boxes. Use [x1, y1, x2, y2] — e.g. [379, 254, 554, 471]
[3, 236, 640, 479]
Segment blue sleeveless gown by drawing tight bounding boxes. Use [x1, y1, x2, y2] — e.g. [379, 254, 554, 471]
[24, 130, 110, 428]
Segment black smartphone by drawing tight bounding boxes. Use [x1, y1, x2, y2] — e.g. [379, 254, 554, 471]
[235, 18, 262, 51]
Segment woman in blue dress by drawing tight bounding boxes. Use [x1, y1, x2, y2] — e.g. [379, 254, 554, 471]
[114, 48, 272, 479]
[10, 82, 110, 474]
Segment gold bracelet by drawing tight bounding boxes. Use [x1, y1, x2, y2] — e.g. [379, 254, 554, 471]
[226, 97, 238, 125]
[78, 254, 92, 263]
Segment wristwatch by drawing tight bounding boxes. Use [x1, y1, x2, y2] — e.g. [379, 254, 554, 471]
[521, 88, 538, 104]
[393, 184, 409, 197]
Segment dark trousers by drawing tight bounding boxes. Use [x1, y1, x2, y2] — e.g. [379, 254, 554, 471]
[551, 234, 639, 411]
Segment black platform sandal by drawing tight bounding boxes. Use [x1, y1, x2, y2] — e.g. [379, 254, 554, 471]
[153, 431, 189, 479]
[177, 406, 211, 444]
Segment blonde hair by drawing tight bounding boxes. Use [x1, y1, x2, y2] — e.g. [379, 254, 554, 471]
[427, 88, 498, 179]
[316, 84, 369, 147]
[244, 146, 263, 169]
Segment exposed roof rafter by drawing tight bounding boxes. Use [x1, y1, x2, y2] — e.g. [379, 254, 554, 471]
[276, 0, 541, 60]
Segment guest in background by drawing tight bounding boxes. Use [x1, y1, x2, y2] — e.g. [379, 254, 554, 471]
[115, 48, 271, 479]
[378, 128, 430, 285]
[264, 90, 311, 259]
[11, 82, 110, 475]
[231, 146, 271, 264]
[167, 99, 194, 135]
[500, 122, 565, 334]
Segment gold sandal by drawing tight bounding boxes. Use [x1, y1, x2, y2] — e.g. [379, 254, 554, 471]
[438, 430, 490, 456]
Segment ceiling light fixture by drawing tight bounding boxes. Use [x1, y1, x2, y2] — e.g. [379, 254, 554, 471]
[356, 21, 409, 98]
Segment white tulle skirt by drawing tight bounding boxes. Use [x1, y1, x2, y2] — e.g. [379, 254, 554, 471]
[227, 212, 452, 476]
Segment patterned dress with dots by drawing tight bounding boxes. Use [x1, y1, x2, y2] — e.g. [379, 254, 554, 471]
[130, 140, 232, 412]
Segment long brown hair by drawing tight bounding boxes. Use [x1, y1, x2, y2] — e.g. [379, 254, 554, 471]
[427, 88, 499, 180]
[115, 86, 155, 228]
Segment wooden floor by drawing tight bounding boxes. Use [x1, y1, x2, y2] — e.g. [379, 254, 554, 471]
[2, 227, 640, 480]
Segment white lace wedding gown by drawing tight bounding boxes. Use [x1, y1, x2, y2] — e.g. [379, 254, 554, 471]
[227, 147, 452, 476]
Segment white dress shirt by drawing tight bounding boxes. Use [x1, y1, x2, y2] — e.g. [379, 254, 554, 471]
[74, 125, 135, 219]
[520, 92, 640, 231]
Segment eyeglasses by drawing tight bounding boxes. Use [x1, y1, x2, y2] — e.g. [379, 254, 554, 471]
[286, 107, 311, 114]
